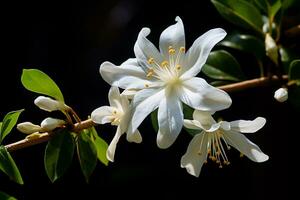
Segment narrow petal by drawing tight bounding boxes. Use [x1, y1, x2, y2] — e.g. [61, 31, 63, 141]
[106, 126, 124, 162]
[108, 87, 122, 109]
[224, 131, 269, 162]
[193, 110, 215, 130]
[181, 132, 208, 177]
[157, 95, 183, 149]
[121, 58, 139, 66]
[121, 89, 138, 99]
[126, 129, 142, 143]
[181, 28, 226, 79]
[100, 61, 152, 90]
[159, 16, 185, 58]
[127, 88, 164, 134]
[180, 77, 232, 111]
[91, 106, 115, 124]
[134, 28, 163, 72]
[230, 117, 266, 133]
[183, 119, 202, 130]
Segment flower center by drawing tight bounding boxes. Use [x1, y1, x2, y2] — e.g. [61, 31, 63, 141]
[111, 109, 123, 126]
[198, 130, 231, 168]
[144, 46, 185, 88]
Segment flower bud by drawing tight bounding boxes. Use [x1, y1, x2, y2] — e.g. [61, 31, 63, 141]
[34, 96, 66, 112]
[17, 122, 42, 134]
[265, 33, 278, 65]
[274, 88, 288, 102]
[40, 117, 66, 131]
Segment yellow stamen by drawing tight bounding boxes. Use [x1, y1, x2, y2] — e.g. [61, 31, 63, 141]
[144, 83, 149, 88]
[168, 48, 175, 55]
[113, 110, 117, 115]
[179, 46, 185, 53]
[148, 57, 154, 64]
[161, 61, 169, 67]
[176, 64, 181, 70]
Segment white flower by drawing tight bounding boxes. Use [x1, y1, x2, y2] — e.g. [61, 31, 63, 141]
[17, 122, 42, 134]
[34, 96, 68, 112]
[91, 87, 142, 162]
[274, 87, 288, 102]
[40, 117, 66, 131]
[100, 17, 232, 149]
[181, 110, 269, 177]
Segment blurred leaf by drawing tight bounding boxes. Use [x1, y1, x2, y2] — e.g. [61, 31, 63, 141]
[280, 47, 298, 73]
[203, 50, 245, 82]
[210, 80, 232, 86]
[44, 130, 75, 183]
[0, 146, 23, 185]
[0, 109, 24, 144]
[0, 191, 17, 200]
[289, 86, 300, 110]
[220, 32, 265, 59]
[21, 69, 64, 102]
[150, 110, 158, 132]
[211, 0, 264, 34]
[253, 0, 268, 13]
[77, 130, 97, 183]
[89, 127, 109, 166]
[282, 0, 300, 10]
[269, 0, 282, 21]
[289, 60, 300, 84]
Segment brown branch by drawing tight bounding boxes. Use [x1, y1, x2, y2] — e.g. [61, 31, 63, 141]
[5, 119, 95, 152]
[4, 75, 288, 152]
[219, 75, 288, 92]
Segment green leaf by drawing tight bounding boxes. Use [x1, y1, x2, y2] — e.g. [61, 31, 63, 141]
[211, 0, 264, 35]
[44, 130, 75, 183]
[150, 109, 158, 133]
[0, 146, 23, 184]
[289, 60, 300, 84]
[21, 69, 64, 102]
[219, 32, 265, 59]
[77, 130, 97, 183]
[280, 47, 298, 73]
[289, 86, 300, 110]
[202, 50, 246, 82]
[0, 109, 24, 144]
[89, 127, 109, 166]
[0, 191, 17, 200]
[269, 0, 282, 21]
[254, 0, 268, 13]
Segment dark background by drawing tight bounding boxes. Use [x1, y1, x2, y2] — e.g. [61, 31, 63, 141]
[0, 0, 294, 199]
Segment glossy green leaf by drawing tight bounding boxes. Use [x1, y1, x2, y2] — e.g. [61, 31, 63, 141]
[89, 127, 109, 166]
[254, 0, 268, 13]
[211, 0, 264, 35]
[269, 0, 282, 20]
[289, 60, 300, 85]
[280, 47, 298, 73]
[210, 80, 232, 86]
[0, 109, 24, 144]
[150, 109, 158, 132]
[202, 50, 245, 82]
[219, 32, 265, 59]
[44, 130, 75, 183]
[0, 191, 17, 200]
[0, 146, 23, 184]
[21, 69, 64, 102]
[77, 130, 97, 183]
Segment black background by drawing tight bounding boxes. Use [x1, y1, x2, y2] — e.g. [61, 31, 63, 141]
[0, 0, 294, 199]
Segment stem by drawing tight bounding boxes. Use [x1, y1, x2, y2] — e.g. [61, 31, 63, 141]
[4, 75, 288, 152]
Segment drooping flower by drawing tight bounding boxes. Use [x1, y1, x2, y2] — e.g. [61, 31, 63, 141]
[91, 87, 142, 162]
[181, 110, 269, 177]
[100, 17, 232, 149]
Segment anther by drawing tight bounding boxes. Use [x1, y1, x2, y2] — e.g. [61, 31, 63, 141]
[179, 47, 186, 52]
[161, 61, 169, 67]
[148, 57, 154, 64]
[176, 64, 181, 70]
[144, 83, 149, 88]
[113, 110, 117, 115]
[219, 165, 223, 169]
[168, 48, 176, 55]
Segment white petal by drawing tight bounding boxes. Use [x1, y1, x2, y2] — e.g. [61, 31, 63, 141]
[40, 117, 65, 131]
[106, 126, 124, 162]
[181, 28, 226, 79]
[159, 16, 185, 58]
[108, 87, 122, 109]
[17, 122, 42, 134]
[121, 58, 139, 66]
[126, 129, 142, 143]
[180, 77, 232, 111]
[91, 106, 115, 124]
[100, 61, 151, 90]
[193, 110, 215, 129]
[157, 95, 183, 149]
[230, 117, 266, 133]
[225, 131, 269, 162]
[183, 119, 202, 130]
[127, 88, 164, 134]
[181, 132, 208, 177]
[134, 28, 164, 72]
[121, 89, 138, 99]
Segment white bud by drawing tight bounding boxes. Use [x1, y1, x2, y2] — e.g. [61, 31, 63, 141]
[274, 88, 288, 102]
[34, 96, 67, 112]
[40, 117, 66, 131]
[17, 122, 42, 134]
[265, 33, 278, 65]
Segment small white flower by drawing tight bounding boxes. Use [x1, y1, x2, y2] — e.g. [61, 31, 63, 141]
[91, 87, 142, 162]
[181, 110, 269, 177]
[274, 87, 288, 102]
[17, 122, 42, 134]
[40, 117, 66, 131]
[34, 96, 68, 112]
[100, 17, 231, 149]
